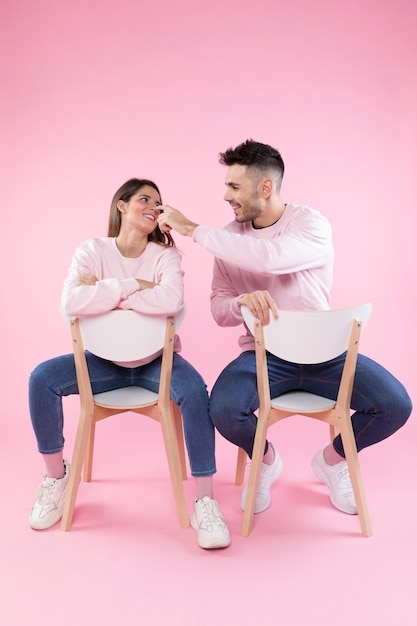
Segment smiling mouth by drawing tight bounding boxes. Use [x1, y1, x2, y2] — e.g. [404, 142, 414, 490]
[143, 213, 156, 221]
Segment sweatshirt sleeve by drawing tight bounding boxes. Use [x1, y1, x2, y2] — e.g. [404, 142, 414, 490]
[210, 257, 244, 327]
[61, 240, 184, 318]
[117, 247, 184, 316]
[193, 211, 332, 275]
[199, 207, 333, 328]
[61, 240, 139, 316]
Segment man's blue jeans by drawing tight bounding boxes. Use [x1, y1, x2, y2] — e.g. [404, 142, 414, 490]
[29, 352, 216, 477]
[209, 351, 412, 458]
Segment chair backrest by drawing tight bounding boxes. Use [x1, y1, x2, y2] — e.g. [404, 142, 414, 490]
[71, 307, 186, 362]
[242, 304, 372, 364]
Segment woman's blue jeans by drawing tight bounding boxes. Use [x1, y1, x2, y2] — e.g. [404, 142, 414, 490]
[29, 352, 216, 477]
[209, 351, 412, 458]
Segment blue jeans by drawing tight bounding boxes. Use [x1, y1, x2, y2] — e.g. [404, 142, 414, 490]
[209, 351, 412, 458]
[29, 352, 216, 477]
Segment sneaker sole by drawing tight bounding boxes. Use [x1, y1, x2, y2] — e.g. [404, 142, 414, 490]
[29, 514, 64, 531]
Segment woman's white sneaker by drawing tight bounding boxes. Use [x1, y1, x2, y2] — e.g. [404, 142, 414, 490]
[29, 460, 70, 530]
[191, 497, 231, 549]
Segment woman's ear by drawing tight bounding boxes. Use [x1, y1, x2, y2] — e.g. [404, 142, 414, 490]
[117, 201, 126, 214]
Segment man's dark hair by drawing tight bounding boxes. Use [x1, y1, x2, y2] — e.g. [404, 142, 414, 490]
[219, 139, 285, 188]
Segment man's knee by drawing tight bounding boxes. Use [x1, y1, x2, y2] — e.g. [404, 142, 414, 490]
[396, 392, 413, 429]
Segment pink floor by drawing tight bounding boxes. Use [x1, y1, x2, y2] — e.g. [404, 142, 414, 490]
[2, 397, 415, 626]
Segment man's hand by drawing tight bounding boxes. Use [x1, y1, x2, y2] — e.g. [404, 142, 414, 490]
[238, 290, 278, 325]
[78, 273, 98, 286]
[158, 206, 199, 237]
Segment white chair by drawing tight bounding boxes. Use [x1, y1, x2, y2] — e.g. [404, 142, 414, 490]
[236, 303, 373, 537]
[60, 308, 189, 531]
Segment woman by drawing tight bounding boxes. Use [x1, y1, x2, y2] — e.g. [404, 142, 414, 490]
[29, 178, 230, 550]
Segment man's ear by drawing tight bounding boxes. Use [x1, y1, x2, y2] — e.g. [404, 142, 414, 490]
[260, 178, 273, 199]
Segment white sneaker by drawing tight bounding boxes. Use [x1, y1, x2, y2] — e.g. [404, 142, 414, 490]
[29, 460, 70, 530]
[240, 443, 283, 513]
[191, 497, 231, 549]
[311, 445, 357, 515]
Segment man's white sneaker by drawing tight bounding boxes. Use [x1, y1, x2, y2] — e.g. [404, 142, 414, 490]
[29, 460, 70, 530]
[240, 443, 283, 513]
[191, 497, 231, 549]
[311, 445, 357, 515]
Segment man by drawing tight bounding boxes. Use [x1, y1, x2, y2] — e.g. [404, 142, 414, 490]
[158, 139, 412, 517]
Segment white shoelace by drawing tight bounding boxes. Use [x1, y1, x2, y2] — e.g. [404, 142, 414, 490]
[336, 465, 353, 495]
[198, 499, 226, 531]
[36, 477, 59, 508]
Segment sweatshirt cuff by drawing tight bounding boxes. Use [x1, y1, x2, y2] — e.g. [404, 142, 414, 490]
[230, 297, 244, 321]
[192, 225, 210, 243]
[123, 277, 140, 295]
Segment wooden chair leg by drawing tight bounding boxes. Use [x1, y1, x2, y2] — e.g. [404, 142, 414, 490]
[235, 447, 247, 485]
[329, 423, 337, 442]
[61, 404, 93, 531]
[241, 411, 269, 537]
[83, 421, 96, 482]
[171, 402, 187, 480]
[158, 403, 190, 529]
[338, 411, 372, 537]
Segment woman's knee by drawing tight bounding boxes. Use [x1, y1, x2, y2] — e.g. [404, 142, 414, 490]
[29, 355, 76, 397]
[171, 357, 209, 408]
[29, 360, 52, 392]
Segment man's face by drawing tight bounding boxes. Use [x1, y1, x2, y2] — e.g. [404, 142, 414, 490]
[223, 164, 264, 223]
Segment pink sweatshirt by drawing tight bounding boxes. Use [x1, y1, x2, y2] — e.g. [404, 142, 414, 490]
[192, 203, 333, 352]
[61, 237, 184, 363]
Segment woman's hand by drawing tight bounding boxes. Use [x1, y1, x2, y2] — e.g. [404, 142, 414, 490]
[136, 279, 157, 290]
[78, 273, 98, 286]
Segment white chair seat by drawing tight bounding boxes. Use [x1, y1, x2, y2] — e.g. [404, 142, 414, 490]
[271, 391, 336, 412]
[94, 387, 159, 408]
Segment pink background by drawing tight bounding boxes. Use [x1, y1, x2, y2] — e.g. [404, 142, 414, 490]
[1, 1, 416, 624]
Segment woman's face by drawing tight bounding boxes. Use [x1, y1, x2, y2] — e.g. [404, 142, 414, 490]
[118, 185, 163, 234]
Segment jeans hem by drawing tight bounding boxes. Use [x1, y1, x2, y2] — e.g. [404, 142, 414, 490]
[190, 467, 217, 477]
[38, 446, 64, 455]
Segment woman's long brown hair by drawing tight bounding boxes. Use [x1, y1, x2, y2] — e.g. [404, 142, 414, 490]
[107, 178, 175, 247]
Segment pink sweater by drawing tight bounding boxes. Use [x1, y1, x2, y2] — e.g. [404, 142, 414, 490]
[192, 203, 333, 352]
[61, 237, 184, 362]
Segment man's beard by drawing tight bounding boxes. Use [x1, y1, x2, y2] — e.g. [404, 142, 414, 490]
[235, 202, 262, 223]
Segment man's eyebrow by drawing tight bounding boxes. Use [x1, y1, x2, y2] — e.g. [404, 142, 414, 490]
[225, 180, 239, 187]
